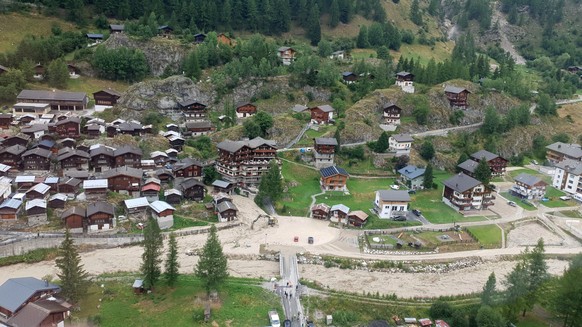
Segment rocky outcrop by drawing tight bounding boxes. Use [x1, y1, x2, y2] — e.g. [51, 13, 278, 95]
[103, 33, 189, 77]
[118, 76, 214, 111]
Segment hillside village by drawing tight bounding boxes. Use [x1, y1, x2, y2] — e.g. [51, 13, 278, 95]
[0, 0, 582, 326]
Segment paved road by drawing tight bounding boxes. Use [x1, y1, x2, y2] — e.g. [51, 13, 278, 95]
[278, 251, 304, 327]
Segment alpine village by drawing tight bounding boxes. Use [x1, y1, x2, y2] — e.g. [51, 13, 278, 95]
[0, 0, 581, 326]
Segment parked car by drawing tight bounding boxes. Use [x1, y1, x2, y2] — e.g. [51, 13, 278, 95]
[390, 185, 400, 190]
[306, 321, 315, 327]
[284, 319, 291, 327]
[293, 236, 299, 242]
[308, 236, 314, 244]
[392, 215, 407, 221]
[412, 209, 422, 216]
[507, 201, 517, 207]
[407, 189, 416, 194]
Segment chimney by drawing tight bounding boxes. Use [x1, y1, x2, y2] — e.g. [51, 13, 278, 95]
[558, 144, 562, 149]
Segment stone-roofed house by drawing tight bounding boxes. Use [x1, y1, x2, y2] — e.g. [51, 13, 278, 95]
[444, 85, 471, 109]
[164, 189, 183, 204]
[113, 146, 142, 168]
[101, 166, 143, 194]
[93, 89, 121, 106]
[173, 158, 204, 178]
[179, 178, 206, 201]
[216, 137, 277, 186]
[216, 200, 238, 222]
[442, 173, 494, 211]
[7, 298, 70, 327]
[90, 145, 115, 172]
[55, 116, 81, 138]
[398, 165, 426, 190]
[341, 71, 358, 84]
[313, 137, 338, 168]
[552, 159, 582, 199]
[57, 148, 90, 170]
[546, 142, 582, 165]
[60, 206, 85, 232]
[470, 150, 508, 176]
[0, 277, 61, 320]
[511, 173, 548, 200]
[22, 148, 52, 171]
[457, 159, 479, 177]
[2, 134, 30, 147]
[319, 166, 349, 191]
[389, 134, 413, 157]
[0, 113, 13, 129]
[86, 202, 115, 232]
[311, 203, 330, 220]
[0, 145, 26, 168]
[212, 179, 235, 194]
[329, 204, 350, 224]
[58, 177, 82, 196]
[309, 105, 335, 124]
[373, 190, 411, 219]
[48, 193, 67, 209]
[185, 120, 214, 136]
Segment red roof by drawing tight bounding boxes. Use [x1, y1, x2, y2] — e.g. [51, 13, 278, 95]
[141, 184, 161, 192]
[419, 318, 432, 327]
[435, 320, 450, 327]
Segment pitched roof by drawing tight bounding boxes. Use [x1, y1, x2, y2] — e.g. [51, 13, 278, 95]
[110, 24, 124, 30]
[390, 133, 414, 142]
[86, 202, 114, 216]
[278, 46, 293, 52]
[90, 145, 115, 157]
[457, 159, 479, 174]
[320, 166, 349, 178]
[0, 198, 22, 209]
[102, 166, 143, 179]
[442, 173, 482, 193]
[173, 158, 203, 171]
[546, 142, 582, 159]
[348, 210, 369, 221]
[217, 137, 277, 152]
[83, 179, 108, 189]
[26, 199, 47, 211]
[48, 193, 68, 202]
[376, 190, 411, 202]
[0, 277, 60, 313]
[8, 299, 69, 327]
[315, 137, 338, 146]
[312, 105, 335, 112]
[61, 206, 85, 219]
[0, 163, 11, 172]
[514, 173, 546, 187]
[217, 200, 237, 213]
[60, 177, 82, 187]
[150, 151, 168, 158]
[141, 183, 161, 192]
[180, 178, 205, 191]
[26, 183, 50, 195]
[22, 147, 52, 158]
[292, 104, 308, 112]
[178, 99, 206, 107]
[14, 175, 35, 183]
[57, 149, 89, 161]
[94, 88, 121, 96]
[396, 71, 413, 77]
[212, 180, 232, 188]
[311, 203, 330, 213]
[555, 158, 582, 175]
[55, 116, 80, 126]
[444, 85, 470, 94]
[397, 165, 426, 179]
[17, 89, 87, 102]
[2, 145, 27, 155]
[124, 197, 150, 209]
[164, 188, 183, 197]
[471, 149, 501, 162]
[330, 204, 350, 214]
[113, 145, 142, 156]
[150, 200, 175, 213]
[185, 121, 213, 129]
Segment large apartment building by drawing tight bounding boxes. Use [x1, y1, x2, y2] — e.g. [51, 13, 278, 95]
[552, 159, 582, 201]
[215, 137, 277, 187]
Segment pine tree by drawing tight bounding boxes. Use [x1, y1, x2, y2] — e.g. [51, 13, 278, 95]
[196, 224, 228, 293]
[428, 0, 439, 16]
[410, 0, 423, 25]
[357, 25, 369, 48]
[256, 161, 283, 205]
[474, 158, 492, 185]
[184, 50, 201, 80]
[330, 0, 340, 27]
[420, 140, 435, 161]
[141, 216, 163, 290]
[554, 253, 582, 327]
[504, 260, 530, 322]
[165, 232, 180, 286]
[524, 239, 548, 315]
[374, 132, 389, 153]
[423, 164, 434, 189]
[481, 272, 497, 306]
[306, 2, 321, 46]
[56, 229, 89, 303]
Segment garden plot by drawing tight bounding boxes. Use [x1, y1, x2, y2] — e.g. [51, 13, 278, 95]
[506, 222, 564, 247]
[365, 230, 479, 252]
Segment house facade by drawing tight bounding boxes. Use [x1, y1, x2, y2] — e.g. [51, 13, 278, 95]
[546, 142, 582, 165]
[398, 165, 426, 190]
[309, 105, 334, 124]
[382, 102, 402, 125]
[102, 166, 143, 193]
[185, 121, 214, 136]
[552, 159, 582, 201]
[442, 173, 494, 211]
[311, 203, 330, 220]
[22, 148, 52, 170]
[389, 134, 413, 157]
[235, 102, 257, 118]
[93, 89, 121, 106]
[215, 137, 277, 186]
[444, 85, 471, 109]
[511, 173, 547, 200]
[470, 150, 508, 176]
[313, 137, 338, 168]
[173, 158, 203, 178]
[179, 178, 205, 201]
[114, 146, 142, 168]
[86, 202, 115, 232]
[373, 190, 411, 219]
[178, 100, 207, 118]
[329, 204, 349, 224]
[319, 166, 349, 191]
[348, 210, 369, 227]
[395, 71, 414, 93]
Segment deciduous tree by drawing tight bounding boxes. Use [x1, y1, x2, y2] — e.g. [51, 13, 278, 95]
[196, 225, 228, 293]
[420, 140, 435, 161]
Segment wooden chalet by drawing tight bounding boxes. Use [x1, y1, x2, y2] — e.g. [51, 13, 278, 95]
[168, 135, 185, 151]
[124, 197, 150, 220]
[0, 114, 13, 129]
[26, 199, 47, 224]
[173, 158, 203, 178]
[26, 183, 50, 200]
[34, 63, 45, 78]
[113, 146, 142, 168]
[67, 64, 79, 77]
[311, 203, 330, 220]
[178, 100, 207, 118]
[0, 199, 22, 221]
[17, 89, 88, 111]
[194, 33, 206, 43]
[309, 105, 335, 124]
[179, 178, 206, 201]
[118, 122, 143, 136]
[185, 121, 214, 136]
[155, 168, 174, 183]
[61, 206, 84, 231]
[442, 173, 494, 211]
[48, 193, 67, 209]
[14, 175, 36, 191]
[102, 166, 143, 193]
[21, 124, 48, 140]
[0, 145, 26, 168]
[341, 72, 358, 84]
[2, 134, 30, 147]
[22, 148, 52, 170]
[93, 89, 121, 106]
[57, 148, 90, 170]
[58, 138, 76, 149]
[58, 177, 81, 195]
[150, 200, 176, 229]
[83, 179, 108, 197]
[141, 178, 161, 201]
[314, 137, 337, 155]
[217, 33, 234, 46]
[277, 46, 296, 65]
[90, 146, 115, 171]
[470, 150, 508, 176]
[216, 200, 238, 222]
[211, 179, 235, 194]
[347, 210, 368, 228]
[444, 85, 471, 109]
[157, 25, 173, 37]
[86, 33, 104, 43]
[86, 202, 115, 231]
[319, 165, 349, 191]
[36, 139, 57, 154]
[150, 151, 169, 165]
[164, 188, 183, 205]
[235, 102, 257, 118]
[109, 24, 125, 33]
[329, 204, 349, 224]
[382, 102, 402, 125]
[86, 124, 103, 138]
[166, 124, 180, 132]
[395, 71, 415, 93]
[55, 116, 81, 138]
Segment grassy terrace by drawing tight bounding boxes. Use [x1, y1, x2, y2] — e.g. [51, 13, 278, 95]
[78, 277, 281, 327]
[466, 225, 503, 248]
[294, 125, 337, 148]
[0, 13, 76, 53]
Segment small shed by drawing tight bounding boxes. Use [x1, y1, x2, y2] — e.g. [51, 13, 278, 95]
[164, 189, 183, 205]
[133, 279, 144, 294]
[124, 197, 150, 221]
[48, 193, 68, 209]
[25, 199, 48, 226]
[212, 180, 235, 194]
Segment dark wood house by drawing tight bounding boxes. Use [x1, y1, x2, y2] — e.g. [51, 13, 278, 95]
[347, 210, 368, 228]
[0, 198, 22, 221]
[173, 158, 203, 178]
[118, 122, 142, 136]
[61, 206, 84, 230]
[109, 24, 124, 33]
[48, 193, 67, 209]
[113, 146, 142, 168]
[57, 148, 90, 170]
[93, 89, 121, 106]
[22, 148, 52, 170]
[58, 177, 82, 195]
[164, 189, 183, 205]
[2, 134, 30, 147]
[178, 100, 207, 118]
[194, 33, 206, 44]
[55, 116, 81, 138]
[216, 200, 238, 222]
[444, 85, 471, 109]
[382, 102, 402, 125]
[26, 183, 50, 200]
[319, 165, 349, 191]
[235, 102, 257, 118]
[102, 166, 143, 193]
[211, 180, 235, 194]
[0, 114, 13, 129]
[185, 121, 214, 136]
[0, 145, 26, 167]
[179, 178, 205, 201]
[311, 203, 330, 220]
[86, 202, 115, 231]
[157, 25, 173, 37]
[341, 72, 358, 84]
[309, 105, 335, 124]
[90, 146, 115, 172]
[470, 150, 508, 176]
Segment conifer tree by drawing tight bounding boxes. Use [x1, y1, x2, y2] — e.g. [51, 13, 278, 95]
[410, 0, 423, 25]
[474, 158, 492, 185]
[141, 216, 163, 290]
[423, 164, 434, 189]
[47, 59, 69, 89]
[306, 2, 321, 46]
[481, 272, 497, 306]
[165, 232, 180, 287]
[374, 132, 389, 153]
[196, 225, 228, 293]
[357, 25, 369, 48]
[56, 229, 89, 303]
[330, 0, 340, 27]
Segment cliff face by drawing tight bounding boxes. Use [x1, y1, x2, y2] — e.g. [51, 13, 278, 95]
[104, 33, 189, 77]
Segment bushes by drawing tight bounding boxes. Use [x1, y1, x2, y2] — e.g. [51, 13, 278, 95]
[92, 46, 149, 82]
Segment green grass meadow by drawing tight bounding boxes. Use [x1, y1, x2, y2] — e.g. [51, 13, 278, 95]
[466, 225, 503, 248]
